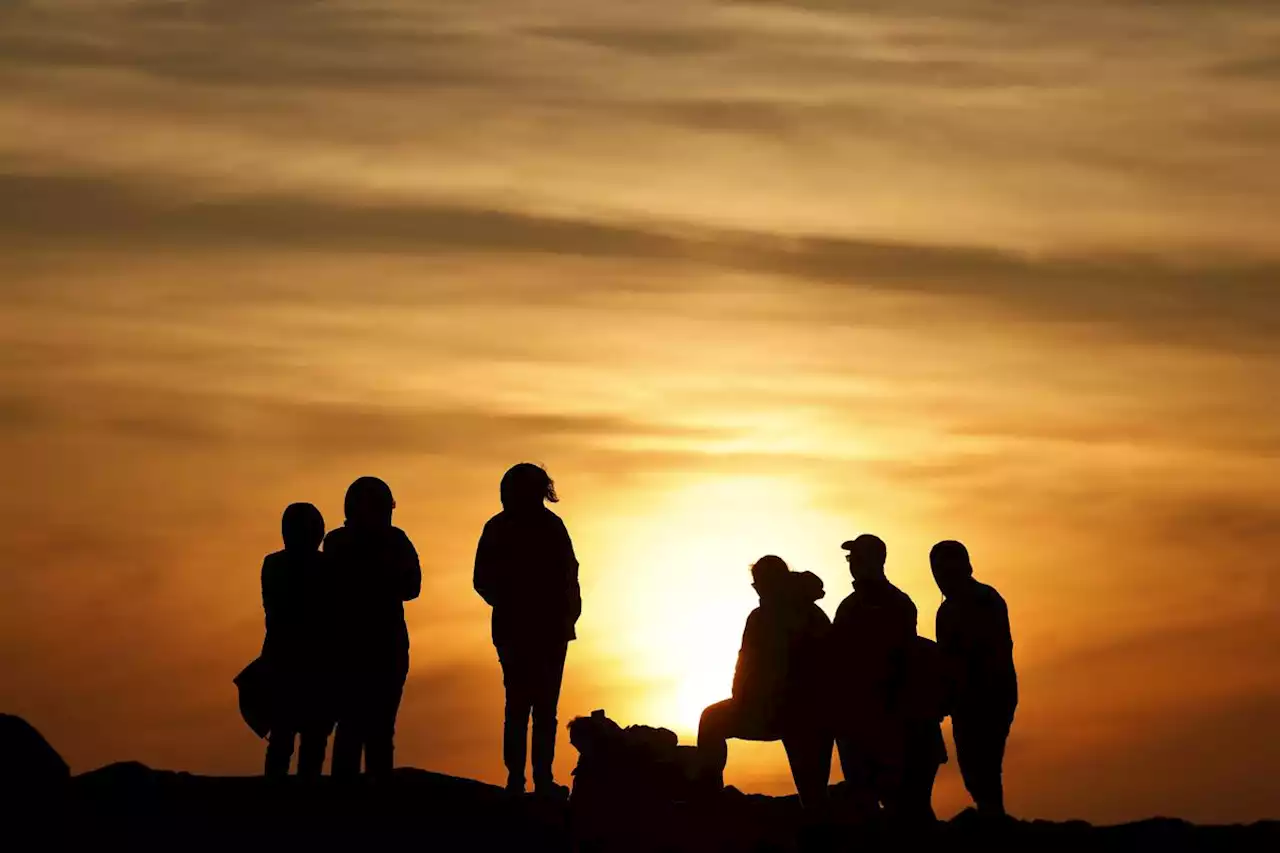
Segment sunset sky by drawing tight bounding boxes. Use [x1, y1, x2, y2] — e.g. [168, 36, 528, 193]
[2, 0, 1278, 824]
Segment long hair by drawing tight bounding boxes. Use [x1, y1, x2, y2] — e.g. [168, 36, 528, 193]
[499, 463, 558, 509]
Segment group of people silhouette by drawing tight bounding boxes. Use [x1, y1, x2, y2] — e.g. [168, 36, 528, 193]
[252, 463, 1016, 822]
[257, 476, 421, 778]
[699, 537, 1017, 822]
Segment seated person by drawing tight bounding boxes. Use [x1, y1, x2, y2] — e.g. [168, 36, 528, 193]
[697, 556, 833, 808]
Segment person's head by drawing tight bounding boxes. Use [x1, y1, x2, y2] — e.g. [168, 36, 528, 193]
[499, 463, 558, 510]
[281, 502, 325, 552]
[344, 476, 395, 529]
[842, 534, 887, 584]
[751, 555, 791, 601]
[930, 540, 973, 597]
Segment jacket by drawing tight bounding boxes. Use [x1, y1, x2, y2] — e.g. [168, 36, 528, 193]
[474, 507, 581, 648]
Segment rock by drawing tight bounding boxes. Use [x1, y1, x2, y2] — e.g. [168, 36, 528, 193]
[0, 714, 70, 795]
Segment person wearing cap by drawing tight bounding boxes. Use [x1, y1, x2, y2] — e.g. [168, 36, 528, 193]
[831, 534, 918, 816]
[474, 463, 581, 797]
[697, 556, 833, 809]
[325, 476, 422, 777]
[930, 540, 1017, 817]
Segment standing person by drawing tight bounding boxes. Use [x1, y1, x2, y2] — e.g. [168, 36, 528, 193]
[930, 540, 1018, 817]
[697, 557, 833, 809]
[898, 635, 949, 823]
[260, 502, 335, 777]
[325, 477, 421, 777]
[474, 463, 581, 797]
[831, 534, 918, 817]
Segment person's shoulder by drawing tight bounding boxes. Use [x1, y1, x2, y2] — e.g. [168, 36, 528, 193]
[832, 592, 857, 620]
[322, 527, 350, 553]
[976, 580, 1005, 602]
[807, 602, 833, 627]
[262, 549, 288, 575]
[889, 582, 917, 610]
[390, 525, 415, 545]
[541, 507, 569, 529]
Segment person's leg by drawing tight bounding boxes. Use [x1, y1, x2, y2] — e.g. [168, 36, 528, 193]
[265, 728, 296, 778]
[364, 657, 408, 778]
[499, 645, 533, 791]
[980, 716, 1011, 815]
[530, 641, 569, 789]
[331, 671, 367, 778]
[782, 731, 832, 810]
[893, 731, 939, 825]
[297, 721, 333, 778]
[836, 735, 878, 817]
[696, 700, 738, 789]
[954, 715, 1009, 815]
[913, 761, 941, 823]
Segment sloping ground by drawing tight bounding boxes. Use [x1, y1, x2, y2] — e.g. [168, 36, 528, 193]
[5, 762, 1275, 853]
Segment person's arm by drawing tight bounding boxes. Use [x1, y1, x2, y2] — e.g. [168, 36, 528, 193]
[473, 519, 501, 607]
[559, 518, 582, 628]
[731, 612, 760, 699]
[396, 530, 422, 602]
[992, 593, 1014, 655]
[936, 600, 971, 705]
[261, 556, 282, 635]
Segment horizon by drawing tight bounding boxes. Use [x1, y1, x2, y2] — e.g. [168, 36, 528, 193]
[1, 0, 1278, 825]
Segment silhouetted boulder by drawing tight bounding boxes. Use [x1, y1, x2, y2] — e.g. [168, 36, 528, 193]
[0, 714, 70, 797]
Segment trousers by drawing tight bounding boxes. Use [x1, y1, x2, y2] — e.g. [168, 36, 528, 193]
[332, 653, 409, 778]
[265, 725, 332, 778]
[953, 712, 1013, 815]
[498, 639, 568, 786]
[698, 698, 832, 808]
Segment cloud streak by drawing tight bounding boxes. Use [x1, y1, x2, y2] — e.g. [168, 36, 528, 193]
[6, 171, 1279, 350]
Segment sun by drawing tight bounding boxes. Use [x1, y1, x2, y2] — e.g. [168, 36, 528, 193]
[588, 474, 850, 737]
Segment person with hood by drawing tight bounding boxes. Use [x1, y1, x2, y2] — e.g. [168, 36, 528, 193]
[930, 540, 1017, 817]
[831, 534, 918, 816]
[697, 556, 833, 809]
[259, 502, 334, 777]
[325, 477, 421, 777]
[474, 463, 581, 796]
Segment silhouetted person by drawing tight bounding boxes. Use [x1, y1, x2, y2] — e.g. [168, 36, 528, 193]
[325, 477, 421, 777]
[474, 463, 581, 796]
[698, 556, 833, 809]
[831, 534, 918, 816]
[898, 635, 949, 823]
[931, 540, 1017, 817]
[260, 502, 334, 778]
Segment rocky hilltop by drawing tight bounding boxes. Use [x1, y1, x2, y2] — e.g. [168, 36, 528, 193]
[3, 715, 1276, 852]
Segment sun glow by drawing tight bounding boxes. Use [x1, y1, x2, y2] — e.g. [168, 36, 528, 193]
[590, 475, 851, 737]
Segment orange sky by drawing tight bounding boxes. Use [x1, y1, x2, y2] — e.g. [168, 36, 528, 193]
[1, 0, 1278, 825]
